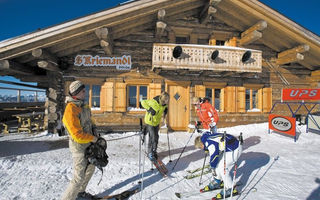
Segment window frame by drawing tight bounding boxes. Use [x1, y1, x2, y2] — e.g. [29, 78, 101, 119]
[243, 84, 264, 113]
[126, 84, 148, 112]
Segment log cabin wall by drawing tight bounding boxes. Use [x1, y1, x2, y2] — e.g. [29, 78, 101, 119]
[61, 17, 315, 131]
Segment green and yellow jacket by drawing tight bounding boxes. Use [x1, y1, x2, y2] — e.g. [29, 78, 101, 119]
[141, 96, 168, 127]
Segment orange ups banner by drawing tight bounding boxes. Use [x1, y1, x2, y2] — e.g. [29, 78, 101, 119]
[269, 114, 296, 136]
[282, 88, 320, 101]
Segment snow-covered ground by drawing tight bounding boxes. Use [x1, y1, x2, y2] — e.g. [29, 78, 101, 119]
[0, 123, 319, 200]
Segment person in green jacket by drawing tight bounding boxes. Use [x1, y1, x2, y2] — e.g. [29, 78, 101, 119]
[141, 91, 169, 161]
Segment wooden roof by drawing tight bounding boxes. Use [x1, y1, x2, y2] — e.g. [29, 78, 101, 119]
[0, 0, 319, 82]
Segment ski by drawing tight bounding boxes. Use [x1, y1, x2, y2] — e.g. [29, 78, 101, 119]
[152, 158, 168, 177]
[97, 188, 139, 199]
[186, 164, 210, 174]
[144, 151, 168, 177]
[184, 169, 211, 179]
[175, 183, 241, 199]
[211, 190, 239, 200]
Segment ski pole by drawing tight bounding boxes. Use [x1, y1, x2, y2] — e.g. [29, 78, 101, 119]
[230, 162, 238, 200]
[223, 131, 226, 200]
[199, 152, 208, 186]
[138, 118, 143, 184]
[171, 126, 196, 171]
[165, 123, 172, 162]
[140, 132, 147, 200]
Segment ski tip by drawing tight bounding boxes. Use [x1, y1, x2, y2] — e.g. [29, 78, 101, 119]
[175, 192, 181, 198]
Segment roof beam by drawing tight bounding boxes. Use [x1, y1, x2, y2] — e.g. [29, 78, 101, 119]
[199, 0, 221, 24]
[278, 44, 310, 58]
[0, 60, 34, 75]
[276, 53, 304, 65]
[276, 44, 310, 65]
[156, 9, 168, 40]
[199, 5, 217, 24]
[239, 20, 267, 46]
[95, 27, 113, 55]
[37, 61, 61, 72]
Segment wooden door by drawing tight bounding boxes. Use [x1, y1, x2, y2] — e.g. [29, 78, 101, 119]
[168, 85, 189, 131]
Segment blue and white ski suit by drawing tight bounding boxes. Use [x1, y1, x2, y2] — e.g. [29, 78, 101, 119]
[201, 132, 242, 189]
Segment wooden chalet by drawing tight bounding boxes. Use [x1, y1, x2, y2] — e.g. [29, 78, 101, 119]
[0, 0, 319, 133]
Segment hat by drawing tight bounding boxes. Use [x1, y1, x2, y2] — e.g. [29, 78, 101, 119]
[159, 92, 170, 105]
[69, 80, 85, 96]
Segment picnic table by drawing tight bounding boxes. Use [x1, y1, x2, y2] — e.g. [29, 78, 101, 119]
[13, 112, 45, 133]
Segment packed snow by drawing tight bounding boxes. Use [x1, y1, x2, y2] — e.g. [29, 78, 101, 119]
[0, 122, 319, 200]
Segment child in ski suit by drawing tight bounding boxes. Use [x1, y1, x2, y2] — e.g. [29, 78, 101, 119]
[192, 97, 219, 134]
[141, 92, 169, 161]
[61, 80, 99, 200]
[194, 132, 242, 198]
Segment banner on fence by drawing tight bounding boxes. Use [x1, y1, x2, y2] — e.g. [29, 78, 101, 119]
[282, 88, 320, 101]
[269, 114, 296, 136]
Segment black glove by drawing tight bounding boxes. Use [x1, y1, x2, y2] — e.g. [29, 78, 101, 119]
[148, 107, 156, 116]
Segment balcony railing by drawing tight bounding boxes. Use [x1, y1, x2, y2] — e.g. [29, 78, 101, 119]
[152, 43, 262, 73]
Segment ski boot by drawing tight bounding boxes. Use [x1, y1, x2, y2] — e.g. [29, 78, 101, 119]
[213, 187, 239, 199]
[200, 178, 224, 193]
[148, 152, 158, 162]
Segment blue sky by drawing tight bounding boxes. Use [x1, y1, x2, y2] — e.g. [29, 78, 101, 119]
[0, 0, 319, 94]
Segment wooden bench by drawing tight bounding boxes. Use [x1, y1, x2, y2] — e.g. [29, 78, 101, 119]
[0, 123, 9, 134]
[13, 112, 45, 133]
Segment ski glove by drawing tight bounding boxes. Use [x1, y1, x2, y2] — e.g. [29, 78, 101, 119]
[209, 122, 216, 127]
[148, 107, 156, 116]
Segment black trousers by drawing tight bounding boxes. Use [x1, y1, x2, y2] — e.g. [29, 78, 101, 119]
[146, 124, 159, 154]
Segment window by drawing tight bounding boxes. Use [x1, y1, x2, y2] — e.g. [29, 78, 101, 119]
[198, 38, 209, 45]
[85, 84, 90, 104]
[205, 88, 221, 111]
[84, 84, 101, 110]
[216, 40, 225, 46]
[128, 85, 147, 111]
[176, 36, 188, 44]
[246, 88, 259, 112]
[92, 85, 101, 108]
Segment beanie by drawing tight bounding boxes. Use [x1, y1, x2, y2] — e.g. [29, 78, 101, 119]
[69, 80, 85, 96]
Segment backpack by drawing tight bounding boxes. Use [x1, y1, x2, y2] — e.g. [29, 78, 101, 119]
[85, 137, 109, 169]
[85, 137, 109, 184]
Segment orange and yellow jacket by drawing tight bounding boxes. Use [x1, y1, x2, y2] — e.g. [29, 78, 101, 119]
[62, 97, 95, 144]
[196, 102, 219, 129]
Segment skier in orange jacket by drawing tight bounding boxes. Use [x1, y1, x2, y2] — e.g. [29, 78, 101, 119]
[192, 97, 219, 134]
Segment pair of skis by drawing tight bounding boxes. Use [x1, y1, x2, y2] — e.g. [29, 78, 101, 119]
[151, 158, 168, 177]
[175, 183, 240, 199]
[184, 164, 210, 179]
[95, 188, 139, 199]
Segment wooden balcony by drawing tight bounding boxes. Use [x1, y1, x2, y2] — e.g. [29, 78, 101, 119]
[152, 43, 262, 73]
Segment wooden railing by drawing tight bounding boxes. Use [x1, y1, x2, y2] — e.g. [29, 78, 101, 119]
[152, 43, 262, 73]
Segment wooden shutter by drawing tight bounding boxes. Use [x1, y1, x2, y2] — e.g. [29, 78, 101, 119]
[220, 88, 225, 112]
[262, 88, 272, 113]
[100, 81, 113, 112]
[257, 89, 263, 111]
[149, 83, 161, 99]
[114, 82, 126, 112]
[195, 85, 205, 97]
[236, 87, 245, 113]
[224, 86, 236, 113]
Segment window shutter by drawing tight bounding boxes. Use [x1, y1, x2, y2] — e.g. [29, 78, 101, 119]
[236, 87, 245, 113]
[149, 83, 161, 99]
[100, 82, 114, 112]
[220, 88, 225, 112]
[224, 86, 236, 113]
[262, 88, 272, 113]
[195, 85, 205, 97]
[257, 89, 263, 111]
[115, 82, 126, 112]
